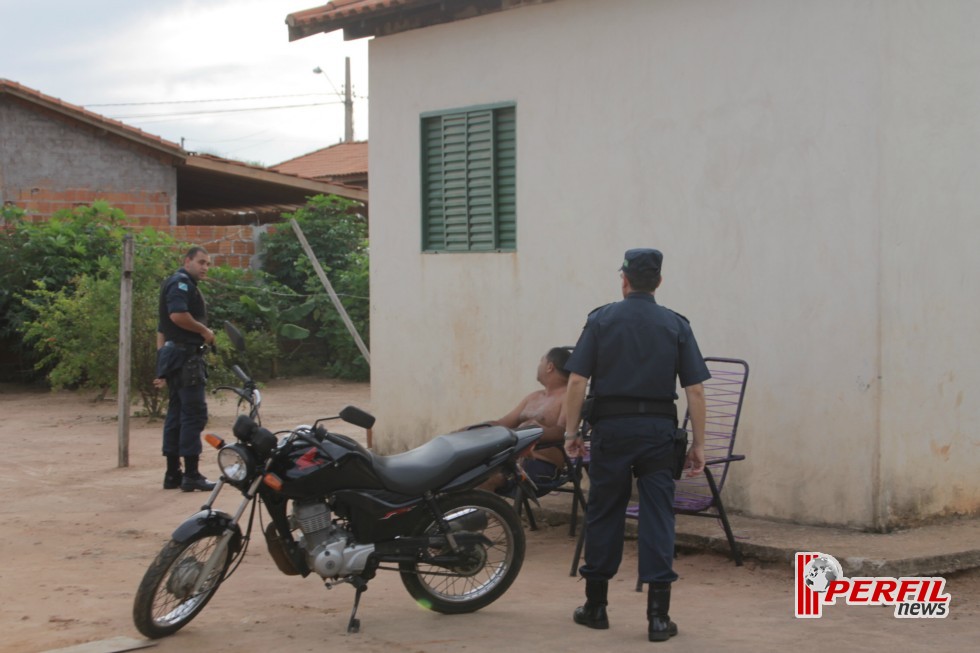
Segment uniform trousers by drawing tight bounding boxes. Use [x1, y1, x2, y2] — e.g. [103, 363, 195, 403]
[580, 415, 679, 584]
[161, 369, 208, 458]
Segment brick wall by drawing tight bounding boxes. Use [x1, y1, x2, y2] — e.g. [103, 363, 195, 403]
[168, 225, 257, 269]
[3, 187, 256, 269]
[0, 100, 256, 269]
[8, 186, 172, 229]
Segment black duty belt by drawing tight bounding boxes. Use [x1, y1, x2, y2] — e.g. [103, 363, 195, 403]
[588, 397, 677, 422]
[166, 341, 206, 355]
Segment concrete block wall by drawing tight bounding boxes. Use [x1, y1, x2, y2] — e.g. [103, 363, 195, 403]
[1, 96, 257, 269]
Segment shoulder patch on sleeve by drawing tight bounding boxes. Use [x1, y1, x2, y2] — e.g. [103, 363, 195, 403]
[177, 282, 189, 292]
[668, 309, 690, 324]
[587, 303, 612, 317]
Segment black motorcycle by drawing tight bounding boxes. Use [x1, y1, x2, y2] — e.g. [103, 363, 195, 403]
[133, 323, 543, 637]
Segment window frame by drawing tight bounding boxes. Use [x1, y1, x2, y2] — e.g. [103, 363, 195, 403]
[420, 101, 517, 253]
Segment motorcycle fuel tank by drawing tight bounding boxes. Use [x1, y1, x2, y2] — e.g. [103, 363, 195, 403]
[274, 442, 385, 498]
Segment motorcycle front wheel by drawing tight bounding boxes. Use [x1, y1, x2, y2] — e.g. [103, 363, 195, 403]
[399, 489, 525, 614]
[133, 533, 232, 638]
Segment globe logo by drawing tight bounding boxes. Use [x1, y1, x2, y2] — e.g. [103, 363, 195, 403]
[803, 554, 844, 592]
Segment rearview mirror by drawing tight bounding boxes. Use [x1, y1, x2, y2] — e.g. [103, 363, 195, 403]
[224, 321, 246, 353]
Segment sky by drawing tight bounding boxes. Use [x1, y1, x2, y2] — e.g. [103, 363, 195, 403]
[0, 0, 370, 166]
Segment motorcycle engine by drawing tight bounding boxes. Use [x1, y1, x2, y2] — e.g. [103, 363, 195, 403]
[292, 500, 374, 579]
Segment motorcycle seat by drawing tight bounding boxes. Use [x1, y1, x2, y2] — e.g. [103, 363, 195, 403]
[371, 426, 517, 495]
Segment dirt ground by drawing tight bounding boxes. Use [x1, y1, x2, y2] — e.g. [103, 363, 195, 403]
[0, 378, 977, 653]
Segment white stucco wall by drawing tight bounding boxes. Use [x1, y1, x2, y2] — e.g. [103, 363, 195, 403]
[366, 0, 980, 529]
[875, 3, 980, 527]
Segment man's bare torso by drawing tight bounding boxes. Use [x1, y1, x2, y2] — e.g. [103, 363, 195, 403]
[518, 389, 565, 466]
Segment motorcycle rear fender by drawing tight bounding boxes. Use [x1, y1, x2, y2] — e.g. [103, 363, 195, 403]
[439, 429, 540, 493]
[437, 464, 498, 493]
[513, 427, 544, 453]
[172, 509, 244, 554]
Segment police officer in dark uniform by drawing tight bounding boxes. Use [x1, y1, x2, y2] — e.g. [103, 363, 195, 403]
[156, 246, 216, 492]
[563, 248, 710, 642]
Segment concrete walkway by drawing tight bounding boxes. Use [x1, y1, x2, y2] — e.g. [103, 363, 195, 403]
[530, 492, 980, 577]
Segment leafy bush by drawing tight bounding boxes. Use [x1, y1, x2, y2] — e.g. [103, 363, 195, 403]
[8, 192, 371, 414]
[259, 195, 369, 380]
[261, 195, 366, 293]
[202, 265, 313, 378]
[209, 325, 279, 390]
[307, 246, 369, 379]
[20, 225, 178, 416]
[0, 202, 128, 381]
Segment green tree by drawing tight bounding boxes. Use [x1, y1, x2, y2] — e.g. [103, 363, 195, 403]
[260, 195, 369, 380]
[261, 195, 366, 293]
[201, 265, 298, 379]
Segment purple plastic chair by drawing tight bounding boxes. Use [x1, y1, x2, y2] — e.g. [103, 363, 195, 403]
[570, 357, 749, 580]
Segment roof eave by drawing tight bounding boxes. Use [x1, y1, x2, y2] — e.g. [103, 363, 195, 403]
[182, 155, 369, 203]
[287, 0, 554, 42]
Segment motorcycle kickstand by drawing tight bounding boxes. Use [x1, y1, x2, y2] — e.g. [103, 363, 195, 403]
[346, 577, 368, 634]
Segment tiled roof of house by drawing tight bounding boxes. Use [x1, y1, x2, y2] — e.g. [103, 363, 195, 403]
[271, 141, 368, 180]
[286, 0, 527, 41]
[1, 79, 369, 204]
[287, 1, 423, 40]
[0, 78, 186, 158]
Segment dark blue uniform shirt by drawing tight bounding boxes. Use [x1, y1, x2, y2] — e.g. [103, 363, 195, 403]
[566, 292, 710, 399]
[158, 268, 207, 345]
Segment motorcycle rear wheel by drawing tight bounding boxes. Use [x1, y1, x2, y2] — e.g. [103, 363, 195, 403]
[133, 533, 232, 638]
[399, 490, 525, 614]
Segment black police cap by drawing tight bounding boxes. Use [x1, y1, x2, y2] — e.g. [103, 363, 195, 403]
[620, 248, 663, 276]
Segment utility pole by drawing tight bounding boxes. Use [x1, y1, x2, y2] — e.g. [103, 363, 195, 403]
[117, 234, 134, 467]
[344, 56, 354, 143]
[314, 60, 355, 143]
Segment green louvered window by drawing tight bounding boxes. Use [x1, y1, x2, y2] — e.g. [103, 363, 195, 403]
[421, 103, 516, 252]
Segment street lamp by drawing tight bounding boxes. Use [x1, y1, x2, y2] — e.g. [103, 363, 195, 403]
[313, 61, 353, 143]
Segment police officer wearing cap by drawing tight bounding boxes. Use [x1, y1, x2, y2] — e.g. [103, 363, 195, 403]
[156, 246, 216, 492]
[564, 248, 710, 642]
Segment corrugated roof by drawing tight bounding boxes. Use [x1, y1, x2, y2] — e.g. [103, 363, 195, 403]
[271, 141, 368, 180]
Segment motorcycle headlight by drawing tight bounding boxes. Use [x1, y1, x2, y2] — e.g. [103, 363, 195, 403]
[218, 444, 254, 483]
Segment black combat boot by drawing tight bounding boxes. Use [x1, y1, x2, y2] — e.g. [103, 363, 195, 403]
[163, 456, 183, 489]
[180, 455, 215, 492]
[647, 582, 679, 642]
[573, 579, 609, 629]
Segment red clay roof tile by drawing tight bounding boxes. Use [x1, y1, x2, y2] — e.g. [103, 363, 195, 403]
[286, 0, 429, 40]
[271, 141, 368, 179]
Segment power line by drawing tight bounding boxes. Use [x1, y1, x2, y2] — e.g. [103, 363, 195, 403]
[111, 101, 346, 121]
[86, 92, 368, 108]
[86, 92, 335, 107]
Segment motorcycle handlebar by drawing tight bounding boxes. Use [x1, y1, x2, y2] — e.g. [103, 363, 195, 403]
[213, 385, 254, 404]
[231, 365, 250, 384]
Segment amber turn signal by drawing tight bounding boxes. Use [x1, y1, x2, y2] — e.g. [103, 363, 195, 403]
[204, 433, 225, 449]
[263, 473, 283, 491]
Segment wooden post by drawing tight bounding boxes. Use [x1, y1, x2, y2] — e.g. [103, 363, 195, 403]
[117, 235, 134, 467]
[290, 219, 370, 366]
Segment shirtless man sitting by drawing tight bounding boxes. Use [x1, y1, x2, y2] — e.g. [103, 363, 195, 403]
[482, 347, 572, 494]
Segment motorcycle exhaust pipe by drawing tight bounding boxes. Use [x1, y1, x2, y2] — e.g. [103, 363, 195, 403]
[447, 508, 488, 533]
